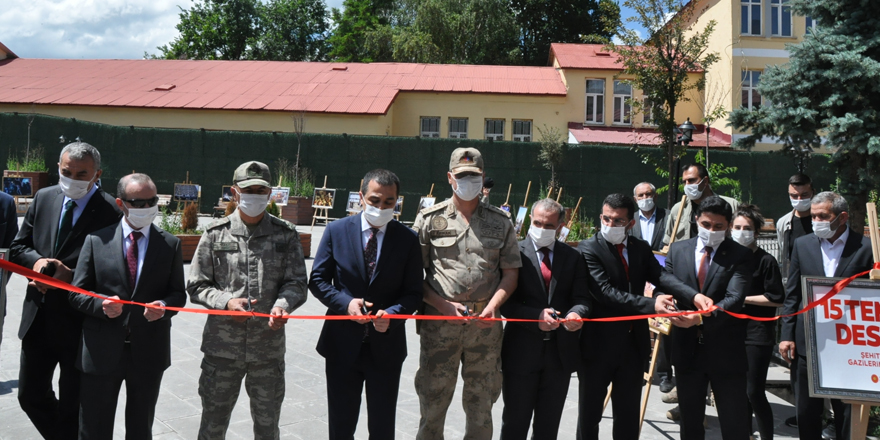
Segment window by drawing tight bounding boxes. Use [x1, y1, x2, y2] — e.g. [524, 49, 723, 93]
[485, 119, 504, 140]
[741, 0, 761, 35]
[448, 118, 468, 139]
[806, 16, 818, 34]
[612, 81, 632, 125]
[420, 116, 440, 138]
[771, 0, 792, 36]
[585, 79, 605, 124]
[741, 70, 762, 110]
[643, 97, 659, 126]
[512, 120, 532, 142]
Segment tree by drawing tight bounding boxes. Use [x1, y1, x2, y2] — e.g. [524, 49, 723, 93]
[537, 125, 567, 190]
[158, 0, 329, 61]
[326, 0, 395, 62]
[512, 0, 620, 66]
[728, 0, 880, 231]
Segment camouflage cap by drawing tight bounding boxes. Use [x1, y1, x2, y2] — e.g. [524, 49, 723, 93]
[233, 161, 271, 188]
[449, 147, 483, 174]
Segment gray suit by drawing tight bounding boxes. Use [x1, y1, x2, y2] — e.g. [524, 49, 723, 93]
[629, 208, 668, 251]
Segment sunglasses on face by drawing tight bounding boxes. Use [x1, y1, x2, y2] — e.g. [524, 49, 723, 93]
[122, 196, 159, 208]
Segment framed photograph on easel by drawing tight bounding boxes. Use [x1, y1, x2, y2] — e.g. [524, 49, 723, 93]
[312, 188, 336, 209]
[346, 191, 362, 213]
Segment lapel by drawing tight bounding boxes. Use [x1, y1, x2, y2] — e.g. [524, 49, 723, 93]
[58, 189, 103, 254]
[597, 233, 627, 287]
[111, 223, 131, 295]
[682, 238, 699, 289]
[653, 210, 667, 248]
[370, 220, 395, 284]
[133, 225, 163, 299]
[348, 215, 367, 281]
[548, 240, 564, 303]
[805, 235, 824, 275]
[834, 228, 861, 277]
[521, 238, 546, 296]
[49, 189, 65, 256]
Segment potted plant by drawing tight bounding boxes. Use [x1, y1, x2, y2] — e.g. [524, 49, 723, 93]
[5, 145, 50, 195]
[275, 158, 316, 225]
[565, 212, 595, 247]
[160, 203, 203, 262]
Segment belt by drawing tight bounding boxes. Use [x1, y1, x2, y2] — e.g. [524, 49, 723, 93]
[458, 299, 490, 316]
[543, 331, 556, 341]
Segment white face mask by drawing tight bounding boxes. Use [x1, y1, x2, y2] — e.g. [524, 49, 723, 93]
[601, 223, 627, 245]
[125, 205, 158, 230]
[529, 226, 557, 248]
[697, 225, 726, 248]
[58, 171, 95, 200]
[813, 215, 841, 239]
[637, 198, 655, 212]
[684, 179, 705, 201]
[452, 175, 483, 201]
[791, 198, 812, 212]
[363, 203, 394, 228]
[730, 229, 755, 247]
[237, 191, 269, 217]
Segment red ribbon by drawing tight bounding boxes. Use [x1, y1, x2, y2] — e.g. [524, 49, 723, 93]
[3, 258, 876, 323]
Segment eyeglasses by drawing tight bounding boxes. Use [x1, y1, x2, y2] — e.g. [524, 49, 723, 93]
[122, 196, 159, 208]
[601, 215, 630, 227]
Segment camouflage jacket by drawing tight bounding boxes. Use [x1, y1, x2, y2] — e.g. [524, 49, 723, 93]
[187, 211, 308, 362]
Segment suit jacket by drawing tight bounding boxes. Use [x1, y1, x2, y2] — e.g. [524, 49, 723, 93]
[579, 233, 699, 363]
[68, 223, 186, 375]
[309, 214, 424, 367]
[10, 185, 122, 339]
[782, 229, 873, 355]
[0, 191, 18, 250]
[665, 237, 753, 372]
[630, 208, 668, 251]
[500, 238, 591, 374]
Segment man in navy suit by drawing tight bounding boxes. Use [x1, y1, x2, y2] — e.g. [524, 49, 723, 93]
[309, 169, 424, 440]
[0, 190, 19, 355]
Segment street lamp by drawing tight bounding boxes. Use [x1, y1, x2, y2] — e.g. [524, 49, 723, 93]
[678, 118, 695, 146]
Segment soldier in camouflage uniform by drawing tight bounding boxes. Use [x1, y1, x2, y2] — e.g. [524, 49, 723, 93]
[187, 161, 308, 440]
[413, 147, 522, 440]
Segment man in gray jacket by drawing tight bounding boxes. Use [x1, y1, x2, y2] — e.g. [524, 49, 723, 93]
[776, 173, 814, 278]
[663, 163, 739, 246]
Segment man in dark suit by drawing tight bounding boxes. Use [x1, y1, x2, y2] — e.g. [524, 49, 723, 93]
[499, 198, 591, 440]
[67, 173, 186, 440]
[10, 142, 121, 439]
[0, 190, 20, 352]
[630, 182, 668, 252]
[665, 195, 753, 440]
[309, 169, 424, 440]
[779, 191, 872, 440]
[576, 193, 701, 440]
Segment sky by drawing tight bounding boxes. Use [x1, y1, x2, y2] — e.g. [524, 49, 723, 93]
[1, 0, 641, 60]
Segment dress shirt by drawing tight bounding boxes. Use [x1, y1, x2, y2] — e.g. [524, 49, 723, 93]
[638, 209, 657, 243]
[531, 237, 554, 266]
[605, 234, 628, 265]
[820, 226, 850, 277]
[360, 213, 388, 263]
[58, 184, 98, 229]
[694, 237, 717, 277]
[121, 220, 151, 286]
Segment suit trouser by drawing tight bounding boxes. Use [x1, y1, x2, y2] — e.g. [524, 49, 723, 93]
[18, 309, 81, 440]
[415, 320, 502, 440]
[325, 342, 403, 440]
[500, 337, 571, 440]
[576, 333, 642, 440]
[795, 354, 850, 440]
[655, 329, 674, 380]
[197, 355, 285, 440]
[677, 366, 750, 440]
[78, 344, 164, 440]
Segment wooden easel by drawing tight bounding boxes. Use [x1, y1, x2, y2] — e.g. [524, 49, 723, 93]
[567, 197, 582, 228]
[311, 175, 332, 230]
[393, 196, 404, 221]
[176, 171, 200, 214]
[555, 187, 563, 202]
[660, 195, 688, 254]
[516, 182, 532, 237]
[501, 184, 512, 212]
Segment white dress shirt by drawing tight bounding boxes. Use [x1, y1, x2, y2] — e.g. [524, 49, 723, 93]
[58, 184, 98, 229]
[638, 209, 657, 243]
[121, 219, 151, 286]
[694, 237, 717, 278]
[820, 226, 850, 277]
[361, 213, 388, 263]
[532, 237, 555, 266]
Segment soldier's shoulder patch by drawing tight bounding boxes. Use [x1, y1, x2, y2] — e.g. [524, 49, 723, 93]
[486, 204, 511, 218]
[269, 216, 296, 231]
[205, 217, 231, 230]
[421, 199, 449, 216]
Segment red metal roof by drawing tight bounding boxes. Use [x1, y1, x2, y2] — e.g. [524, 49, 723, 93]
[568, 122, 731, 148]
[550, 43, 625, 70]
[0, 58, 567, 115]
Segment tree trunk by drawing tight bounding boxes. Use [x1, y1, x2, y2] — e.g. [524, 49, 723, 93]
[667, 142, 676, 209]
[839, 152, 867, 233]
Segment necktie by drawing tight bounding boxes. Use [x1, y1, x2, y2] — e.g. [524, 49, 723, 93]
[55, 199, 76, 253]
[615, 243, 629, 279]
[698, 246, 713, 290]
[126, 231, 143, 290]
[540, 248, 552, 293]
[364, 228, 378, 280]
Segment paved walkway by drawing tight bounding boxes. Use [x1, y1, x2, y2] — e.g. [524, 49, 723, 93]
[0, 220, 800, 439]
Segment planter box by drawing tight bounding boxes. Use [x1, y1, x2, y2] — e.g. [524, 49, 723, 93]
[281, 196, 315, 225]
[299, 233, 312, 259]
[177, 234, 202, 263]
[4, 170, 49, 195]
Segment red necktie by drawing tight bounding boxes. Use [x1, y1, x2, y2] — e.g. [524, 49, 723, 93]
[615, 243, 629, 279]
[364, 228, 378, 280]
[126, 231, 142, 290]
[698, 246, 713, 290]
[540, 248, 552, 293]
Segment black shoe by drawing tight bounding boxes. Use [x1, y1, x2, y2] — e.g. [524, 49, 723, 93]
[822, 423, 836, 439]
[659, 377, 674, 393]
[784, 416, 798, 428]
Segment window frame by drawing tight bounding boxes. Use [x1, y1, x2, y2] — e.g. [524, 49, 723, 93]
[642, 97, 658, 127]
[420, 116, 441, 138]
[512, 120, 532, 142]
[770, 0, 792, 37]
[741, 70, 762, 111]
[806, 16, 818, 35]
[448, 117, 468, 139]
[485, 119, 505, 141]
[612, 80, 633, 125]
[741, 0, 762, 36]
[584, 79, 605, 124]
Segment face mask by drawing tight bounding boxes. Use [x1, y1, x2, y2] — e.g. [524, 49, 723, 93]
[697, 225, 726, 248]
[813, 215, 841, 239]
[125, 205, 158, 230]
[59, 171, 94, 200]
[237, 191, 269, 217]
[731, 229, 755, 247]
[529, 226, 557, 248]
[601, 223, 627, 245]
[684, 179, 705, 201]
[791, 198, 812, 212]
[363, 203, 394, 228]
[637, 198, 655, 212]
[452, 175, 483, 201]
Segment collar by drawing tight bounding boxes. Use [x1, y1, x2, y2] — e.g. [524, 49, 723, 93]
[63, 183, 98, 207]
[696, 237, 715, 253]
[360, 212, 389, 234]
[230, 210, 272, 237]
[121, 218, 152, 242]
[531, 236, 554, 255]
[639, 210, 656, 221]
[822, 226, 850, 247]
